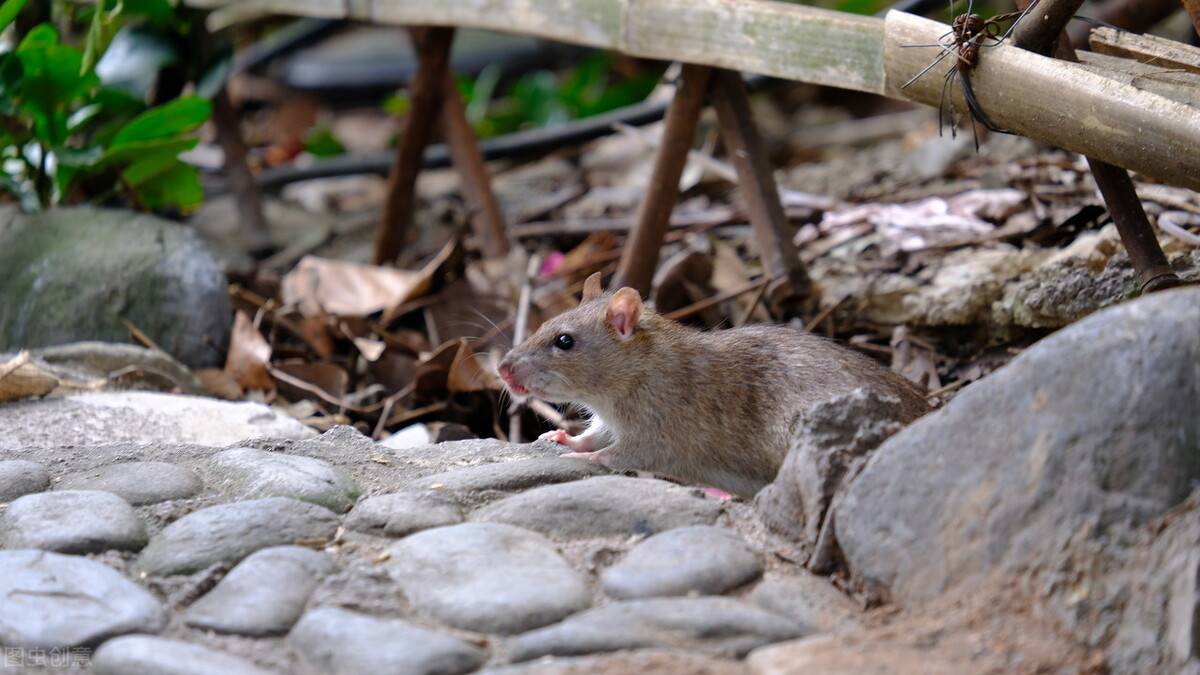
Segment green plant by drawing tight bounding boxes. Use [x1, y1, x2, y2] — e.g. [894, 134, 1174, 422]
[0, 0, 210, 211]
[383, 52, 662, 141]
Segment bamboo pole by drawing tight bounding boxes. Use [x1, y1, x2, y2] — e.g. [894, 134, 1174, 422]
[187, 0, 1200, 191]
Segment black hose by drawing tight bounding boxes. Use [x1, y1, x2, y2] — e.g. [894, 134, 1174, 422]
[214, 0, 943, 193]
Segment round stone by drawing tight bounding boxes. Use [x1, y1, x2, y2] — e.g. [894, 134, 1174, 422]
[57, 461, 202, 505]
[403, 457, 608, 494]
[4, 490, 146, 553]
[210, 447, 360, 511]
[386, 522, 590, 634]
[290, 607, 486, 675]
[92, 635, 275, 675]
[0, 460, 50, 502]
[472, 475, 723, 539]
[184, 546, 334, 636]
[745, 573, 862, 632]
[601, 526, 763, 599]
[136, 497, 338, 576]
[344, 491, 463, 537]
[508, 597, 807, 662]
[0, 550, 165, 648]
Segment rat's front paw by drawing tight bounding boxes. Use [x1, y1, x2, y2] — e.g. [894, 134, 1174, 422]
[560, 449, 613, 467]
[539, 429, 594, 453]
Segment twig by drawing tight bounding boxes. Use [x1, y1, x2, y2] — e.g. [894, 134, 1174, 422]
[663, 277, 771, 321]
[527, 398, 568, 430]
[803, 296, 847, 332]
[509, 254, 541, 442]
[121, 319, 168, 355]
[925, 378, 968, 400]
[735, 280, 770, 328]
[1156, 211, 1200, 246]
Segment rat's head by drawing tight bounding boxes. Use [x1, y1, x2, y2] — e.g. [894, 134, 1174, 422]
[497, 273, 647, 404]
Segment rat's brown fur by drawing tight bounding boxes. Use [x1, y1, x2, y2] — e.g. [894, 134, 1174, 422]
[499, 286, 930, 497]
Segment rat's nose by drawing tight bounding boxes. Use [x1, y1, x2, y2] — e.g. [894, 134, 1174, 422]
[497, 362, 518, 387]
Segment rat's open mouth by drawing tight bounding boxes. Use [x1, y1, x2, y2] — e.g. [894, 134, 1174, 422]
[508, 382, 530, 396]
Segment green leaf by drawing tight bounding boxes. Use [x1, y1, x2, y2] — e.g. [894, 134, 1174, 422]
[0, 0, 29, 34]
[103, 136, 197, 164]
[121, 0, 176, 27]
[111, 96, 210, 146]
[128, 159, 203, 210]
[55, 145, 105, 168]
[120, 150, 179, 187]
[18, 23, 58, 51]
[303, 125, 345, 158]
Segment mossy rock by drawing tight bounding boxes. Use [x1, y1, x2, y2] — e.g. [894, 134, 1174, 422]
[0, 207, 230, 368]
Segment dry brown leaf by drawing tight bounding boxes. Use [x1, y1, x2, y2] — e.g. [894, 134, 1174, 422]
[380, 237, 461, 324]
[447, 339, 501, 393]
[272, 361, 349, 404]
[195, 368, 243, 400]
[0, 352, 59, 402]
[281, 256, 425, 318]
[224, 311, 274, 392]
[298, 314, 336, 357]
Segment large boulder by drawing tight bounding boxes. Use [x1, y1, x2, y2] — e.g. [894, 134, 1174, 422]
[834, 286, 1200, 604]
[0, 207, 231, 368]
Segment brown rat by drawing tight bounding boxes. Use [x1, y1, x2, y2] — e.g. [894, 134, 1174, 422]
[497, 273, 930, 497]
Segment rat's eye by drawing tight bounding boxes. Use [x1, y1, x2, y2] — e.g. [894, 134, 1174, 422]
[553, 334, 575, 351]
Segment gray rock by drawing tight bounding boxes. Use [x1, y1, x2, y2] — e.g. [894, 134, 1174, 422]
[0, 392, 315, 452]
[345, 491, 463, 537]
[405, 457, 608, 494]
[289, 607, 486, 675]
[0, 550, 165, 648]
[745, 573, 862, 633]
[601, 526, 762, 599]
[58, 461, 202, 505]
[835, 286, 1200, 604]
[474, 476, 723, 539]
[4, 490, 146, 553]
[0, 459, 50, 501]
[210, 447, 360, 511]
[483, 649, 750, 675]
[137, 497, 338, 576]
[754, 388, 910, 547]
[387, 522, 590, 634]
[0, 207, 231, 368]
[507, 597, 807, 662]
[184, 546, 334, 636]
[92, 635, 275, 675]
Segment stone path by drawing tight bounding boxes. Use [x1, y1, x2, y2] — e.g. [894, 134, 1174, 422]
[0, 415, 840, 674]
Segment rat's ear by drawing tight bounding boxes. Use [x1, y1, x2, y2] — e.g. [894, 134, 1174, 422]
[582, 272, 603, 301]
[605, 287, 642, 341]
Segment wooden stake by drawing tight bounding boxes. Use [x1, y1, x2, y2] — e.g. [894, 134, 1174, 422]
[373, 27, 455, 265]
[614, 64, 713, 296]
[211, 87, 271, 253]
[441, 72, 510, 258]
[711, 69, 810, 309]
[1013, 0, 1181, 292]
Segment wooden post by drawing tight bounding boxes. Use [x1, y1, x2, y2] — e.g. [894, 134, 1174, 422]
[441, 73, 510, 258]
[373, 27, 455, 265]
[1014, 0, 1182, 292]
[211, 87, 272, 253]
[711, 69, 810, 308]
[614, 64, 713, 295]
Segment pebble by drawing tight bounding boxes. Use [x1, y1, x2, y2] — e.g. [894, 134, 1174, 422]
[507, 597, 807, 662]
[601, 526, 762, 599]
[387, 522, 590, 634]
[210, 447, 360, 511]
[473, 476, 723, 539]
[405, 457, 608, 494]
[137, 497, 338, 576]
[57, 461, 203, 505]
[0, 550, 165, 648]
[3, 490, 146, 553]
[0, 459, 50, 502]
[344, 490, 463, 537]
[745, 573, 862, 632]
[184, 546, 334, 636]
[290, 606, 486, 675]
[483, 649, 750, 675]
[91, 635, 275, 675]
